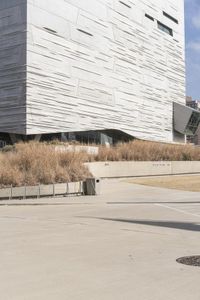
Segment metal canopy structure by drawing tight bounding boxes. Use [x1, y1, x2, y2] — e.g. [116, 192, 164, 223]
[173, 102, 200, 135]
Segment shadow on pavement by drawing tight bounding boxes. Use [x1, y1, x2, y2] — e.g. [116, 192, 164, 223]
[107, 201, 200, 204]
[79, 217, 200, 232]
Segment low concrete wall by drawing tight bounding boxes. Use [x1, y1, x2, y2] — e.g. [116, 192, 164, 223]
[0, 182, 83, 200]
[85, 161, 200, 178]
[171, 161, 200, 175]
[54, 145, 99, 155]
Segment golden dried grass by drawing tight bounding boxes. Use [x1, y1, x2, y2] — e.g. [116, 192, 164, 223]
[0, 140, 200, 187]
[96, 140, 200, 161]
[0, 142, 91, 188]
[127, 175, 200, 192]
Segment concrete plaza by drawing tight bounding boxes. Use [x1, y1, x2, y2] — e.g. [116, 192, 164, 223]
[0, 179, 200, 300]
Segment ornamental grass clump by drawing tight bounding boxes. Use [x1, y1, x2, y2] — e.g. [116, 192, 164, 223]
[0, 142, 91, 188]
[96, 140, 200, 161]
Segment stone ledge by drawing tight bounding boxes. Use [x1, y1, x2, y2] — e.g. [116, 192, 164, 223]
[85, 161, 200, 178]
[0, 182, 83, 200]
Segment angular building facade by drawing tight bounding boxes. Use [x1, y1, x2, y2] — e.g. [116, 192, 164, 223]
[0, 0, 194, 144]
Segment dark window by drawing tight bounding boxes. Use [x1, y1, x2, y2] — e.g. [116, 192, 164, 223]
[43, 27, 57, 34]
[163, 11, 178, 24]
[119, 1, 131, 8]
[145, 14, 154, 21]
[77, 29, 93, 37]
[186, 112, 200, 135]
[157, 21, 173, 36]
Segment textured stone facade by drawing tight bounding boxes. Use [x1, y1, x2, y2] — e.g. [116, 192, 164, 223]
[0, 0, 185, 142]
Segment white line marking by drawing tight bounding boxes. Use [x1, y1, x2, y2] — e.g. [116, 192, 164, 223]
[155, 204, 200, 218]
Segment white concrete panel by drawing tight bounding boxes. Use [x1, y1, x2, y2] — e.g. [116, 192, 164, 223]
[0, 0, 185, 143]
[86, 161, 200, 178]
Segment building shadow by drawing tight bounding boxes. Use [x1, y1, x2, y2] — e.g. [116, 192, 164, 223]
[79, 217, 200, 232]
[107, 201, 200, 205]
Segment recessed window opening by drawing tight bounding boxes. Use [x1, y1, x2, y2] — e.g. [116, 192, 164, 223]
[43, 27, 57, 34]
[119, 1, 131, 8]
[145, 13, 154, 21]
[157, 21, 173, 36]
[77, 28, 93, 37]
[186, 112, 200, 135]
[163, 11, 178, 24]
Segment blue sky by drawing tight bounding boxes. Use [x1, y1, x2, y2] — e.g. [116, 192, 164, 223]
[185, 0, 200, 99]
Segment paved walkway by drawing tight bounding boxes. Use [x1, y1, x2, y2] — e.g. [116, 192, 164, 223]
[0, 179, 200, 300]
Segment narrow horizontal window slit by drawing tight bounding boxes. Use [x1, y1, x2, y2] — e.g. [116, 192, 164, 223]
[145, 14, 154, 21]
[77, 29, 93, 37]
[119, 1, 132, 8]
[43, 27, 57, 34]
[163, 11, 178, 24]
[157, 21, 173, 36]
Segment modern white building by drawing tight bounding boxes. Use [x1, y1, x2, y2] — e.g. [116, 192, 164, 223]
[0, 0, 199, 144]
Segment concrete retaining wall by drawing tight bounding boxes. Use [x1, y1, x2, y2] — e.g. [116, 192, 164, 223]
[55, 145, 99, 155]
[85, 161, 200, 178]
[0, 182, 83, 200]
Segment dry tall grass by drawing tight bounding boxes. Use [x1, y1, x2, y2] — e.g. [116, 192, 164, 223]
[127, 175, 200, 192]
[0, 142, 91, 188]
[96, 140, 200, 161]
[0, 140, 200, 188]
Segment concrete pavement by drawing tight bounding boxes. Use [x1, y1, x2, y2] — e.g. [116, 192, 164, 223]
[0, 179, 200, 300]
